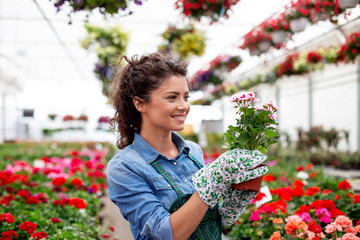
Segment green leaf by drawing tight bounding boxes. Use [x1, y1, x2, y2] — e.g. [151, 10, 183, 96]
[265, 130, 277, 138]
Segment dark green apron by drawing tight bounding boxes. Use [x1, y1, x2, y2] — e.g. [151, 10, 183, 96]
[150, 153, 222, 240]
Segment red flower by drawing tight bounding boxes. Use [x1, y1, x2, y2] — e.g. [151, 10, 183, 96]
[291, 186, 304, 197]
[330, 208, 345, 219]
[293, 179, 305, 188]
[338, 180, 352, 190]
[69, 198, 87, 209]
[296, 166, 305, 171]
[308, 220, 322, 233]
[356, 219, 360, 226]
[19, 221, 37, 234]
[70, 178, 83, 186]
[0, 171, 17, 186]
[30, 231, 47, 240]
[305, 186, 321, 196]
[16, 189, 31, 199]
[26, 196, 40, 204]
[51, 177, 66, 186]
[51, 217, 61, 223]
[306, 51, 322, 64]
[0, 230, 19, 240]
[109, 226, 115, 232]
[263, 174, 277, 182]
[0, 212, 14, 223]
[52, 199, 66, 206]
[353, 194, 360, 204]
[323, 189, 333, 194]
[254, 192, 266, 202]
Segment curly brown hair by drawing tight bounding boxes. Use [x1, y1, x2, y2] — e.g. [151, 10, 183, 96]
[109, 53, 188, 149]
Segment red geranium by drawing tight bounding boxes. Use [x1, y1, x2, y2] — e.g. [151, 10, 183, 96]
[0, 212, 14, 223]
[16, 189, 31, 199]
[30, 231, 47, 240]
[338, 180, 352, 190]
[19, 221, 37, 234]
[51, 217, 61, 223]
[51, 177, 66, 186]
[353, 194, 360, 204]
[69, 198, 87, 209]
[0, 230, 19, 240]
[263, 174, 277, 182]
[70, 178, 83, 186]
[306, 51, 322, 64]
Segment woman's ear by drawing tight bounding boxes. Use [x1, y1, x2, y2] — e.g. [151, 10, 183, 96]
[133, 97, 146, 112]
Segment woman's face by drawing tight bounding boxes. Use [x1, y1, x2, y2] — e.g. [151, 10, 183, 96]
[139, 75, 190, 134]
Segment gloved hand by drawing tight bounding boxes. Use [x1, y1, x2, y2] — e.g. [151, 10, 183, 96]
[219, 166, 268, 226]
[192, 149, 267, 208]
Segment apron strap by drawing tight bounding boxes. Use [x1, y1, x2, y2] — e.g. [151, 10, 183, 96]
[150, 160, 184, 197]
[150, 152, 204, 197]
[187, 153, 204, 169]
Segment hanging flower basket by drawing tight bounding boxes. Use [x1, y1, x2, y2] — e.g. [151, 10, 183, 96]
[174, 0, 241, 23]
[249, 48, 261, 56]
[338, 0, 359, 9]
[290, 17, 310, 33]
[271, 30, 287, 44]
[158, 24, 206, 60]
[258, 41, 272, 52]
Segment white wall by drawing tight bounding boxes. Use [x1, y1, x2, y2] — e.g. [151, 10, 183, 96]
[253, 62, 359, 151]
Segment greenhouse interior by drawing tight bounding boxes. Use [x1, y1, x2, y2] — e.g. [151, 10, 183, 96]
[1, 0, 360, 239]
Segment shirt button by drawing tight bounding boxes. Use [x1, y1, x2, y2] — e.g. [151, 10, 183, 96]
[184, 179, 188, 182]
[174, 162, 177, 165]
[168, 184, 171, 187]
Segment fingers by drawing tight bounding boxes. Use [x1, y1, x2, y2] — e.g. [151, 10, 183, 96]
[231, 166, 268, 184]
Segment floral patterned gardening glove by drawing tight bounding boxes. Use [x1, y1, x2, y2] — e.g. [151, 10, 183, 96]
[192, 149, 267, 208]
[219, 186, 262, 226]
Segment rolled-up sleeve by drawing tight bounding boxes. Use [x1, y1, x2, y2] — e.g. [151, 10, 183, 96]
[107, 157, 173, 240]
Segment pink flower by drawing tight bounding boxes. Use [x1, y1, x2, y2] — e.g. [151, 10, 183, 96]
[315, 208, 332, 223]
[335, 216, 353, 229]
[249, 211, 261, 221]
[325, 222, 342, 233]
[337, 233, 360, 240]
[298, 212, 311, 222]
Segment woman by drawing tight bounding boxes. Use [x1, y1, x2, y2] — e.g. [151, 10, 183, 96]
[107, 53, 268, 240]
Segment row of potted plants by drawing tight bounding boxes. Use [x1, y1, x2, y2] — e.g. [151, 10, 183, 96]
[0, 142, 118, 239]
[239, 0, 359, 56]
[191, 31, 359, 105]
[189, 54, 242, 90]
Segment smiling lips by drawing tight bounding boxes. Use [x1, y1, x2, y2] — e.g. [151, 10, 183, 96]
[172, 115, 186, 122]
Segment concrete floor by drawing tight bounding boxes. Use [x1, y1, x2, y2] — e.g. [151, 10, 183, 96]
[99, 195, 134, 240]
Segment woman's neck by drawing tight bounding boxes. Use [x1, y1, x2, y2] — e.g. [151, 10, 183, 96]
[140, 129, 179, 159]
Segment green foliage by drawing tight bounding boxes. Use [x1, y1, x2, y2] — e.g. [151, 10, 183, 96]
[224, 103, 279, 154]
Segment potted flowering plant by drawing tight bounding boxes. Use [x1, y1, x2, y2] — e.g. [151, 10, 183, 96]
[224, 92, 279, 154]
[174, 0, 240, 23]
[158, 24, 206, 60]
[284, 0, 312, 33]
[51, 0, 145, 20]
[262, 13, 291, 44]
[80, 23, 129, 97]
[240, 30, 273, 56]
[337, 32, 360, 63]
[223, 92, 279, 191]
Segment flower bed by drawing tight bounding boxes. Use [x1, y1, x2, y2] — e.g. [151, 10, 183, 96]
[0, 142, 118, 239]
[225, 148, 360, 239]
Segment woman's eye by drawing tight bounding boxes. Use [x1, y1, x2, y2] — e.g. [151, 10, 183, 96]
[184, 95, 190, 101]
[168, 96, 176, 100]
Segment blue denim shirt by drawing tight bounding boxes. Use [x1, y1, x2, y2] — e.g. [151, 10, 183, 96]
[107, 132, 204, 240]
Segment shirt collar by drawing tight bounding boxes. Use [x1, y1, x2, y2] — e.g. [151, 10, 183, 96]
[133, 132, 190, 164]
